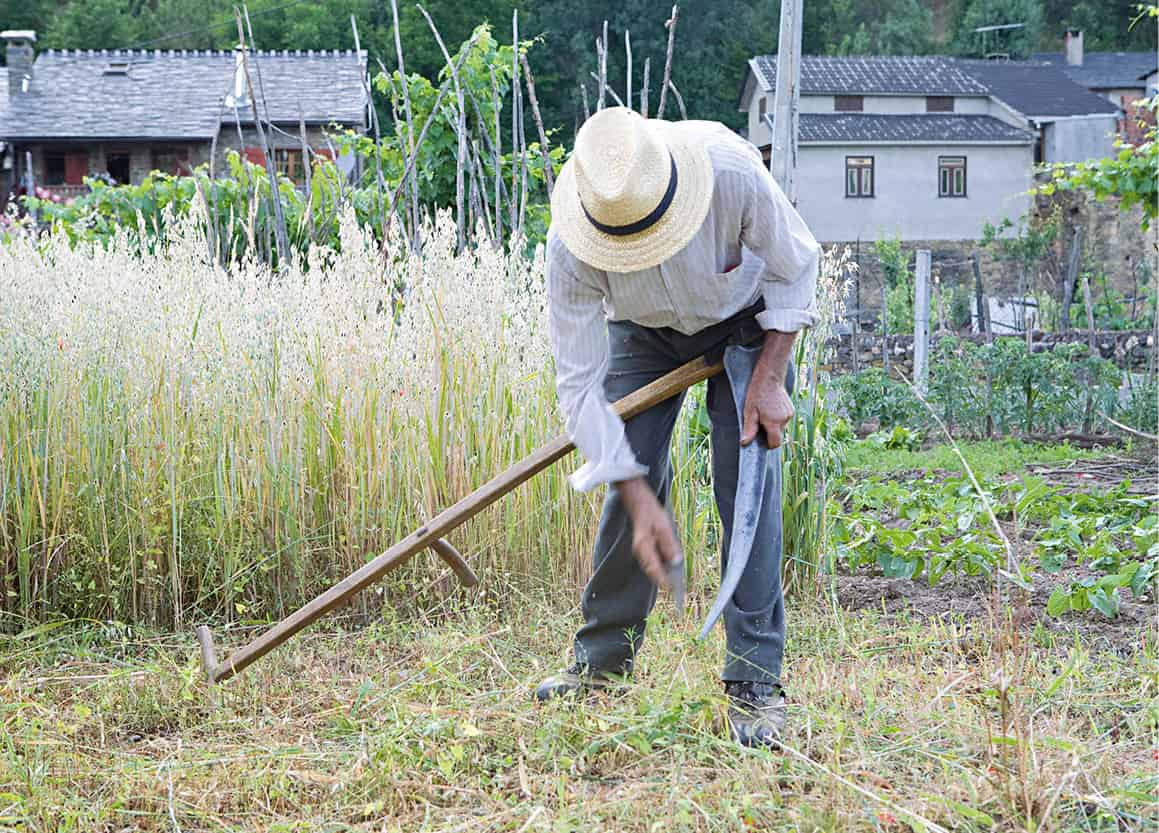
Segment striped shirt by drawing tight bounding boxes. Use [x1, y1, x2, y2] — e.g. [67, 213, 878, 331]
[546, 122, 820, 492]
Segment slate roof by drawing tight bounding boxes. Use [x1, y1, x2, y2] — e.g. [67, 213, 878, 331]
[764, 112, 1035, 144]
[0, 48, 368, 141]
[954, 59, 1119, 118]
[1032, 50, 1156, 90]
[0, 69, 7, 113]
[750, 55, 990, 96]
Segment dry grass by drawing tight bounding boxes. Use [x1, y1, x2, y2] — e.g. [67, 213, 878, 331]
[1, 582, 1154, 832]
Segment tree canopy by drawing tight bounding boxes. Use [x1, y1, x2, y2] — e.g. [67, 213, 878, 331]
[1, 0, 1154, 138]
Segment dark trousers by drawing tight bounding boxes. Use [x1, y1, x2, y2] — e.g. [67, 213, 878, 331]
[573, 306, 786, 685]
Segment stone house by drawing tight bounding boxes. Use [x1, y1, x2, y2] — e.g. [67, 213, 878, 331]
[0, 30, 369, 203]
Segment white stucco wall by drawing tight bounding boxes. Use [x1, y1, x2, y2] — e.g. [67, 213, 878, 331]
[955, 97, 990, 115]
[863, 95, 929, 113]
[984, 97, 1031, 130]
[745, 84, 771, 149]
[1041, 115, 1118, 161]
[799, 95, 833, 113]
[793, 142, 1034, 243]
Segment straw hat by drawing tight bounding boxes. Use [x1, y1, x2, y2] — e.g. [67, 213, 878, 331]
[551, 107, 714, 273]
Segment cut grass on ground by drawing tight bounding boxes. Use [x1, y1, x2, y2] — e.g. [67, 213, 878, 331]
[2, 441, 1153, 831]
[2, 592, 1155, 832]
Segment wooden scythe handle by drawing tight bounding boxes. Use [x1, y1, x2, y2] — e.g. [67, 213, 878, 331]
[430, 538, 479, 587]
[201, 355, 722, 684]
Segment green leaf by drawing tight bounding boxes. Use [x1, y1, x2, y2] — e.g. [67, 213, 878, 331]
[1046, 587, 1069, 617]
[1089, 587, 1121, 619]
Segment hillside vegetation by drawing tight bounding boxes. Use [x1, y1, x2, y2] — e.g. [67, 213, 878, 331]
[0, 0, 1153, 132]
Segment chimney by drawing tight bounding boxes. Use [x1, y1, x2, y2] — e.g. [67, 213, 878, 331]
[1064, 29, 1083, 66]
[2, 30, 36, 100]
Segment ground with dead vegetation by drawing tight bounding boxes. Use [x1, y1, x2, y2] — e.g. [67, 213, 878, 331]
[2, 442, 1156, 832]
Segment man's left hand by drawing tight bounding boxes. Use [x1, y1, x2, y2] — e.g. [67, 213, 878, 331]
[740, 330, 797, 448]
[740, 374, 794, 448]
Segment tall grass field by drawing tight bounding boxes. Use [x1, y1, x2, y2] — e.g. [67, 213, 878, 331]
[3, 212, 832, 630]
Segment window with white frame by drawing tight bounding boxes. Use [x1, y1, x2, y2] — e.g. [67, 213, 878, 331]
[845, 155, 874, 198]
[938, 156, 967, 197]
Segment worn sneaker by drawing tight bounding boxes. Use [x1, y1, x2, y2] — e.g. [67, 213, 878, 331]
[533, 664, 624, 702]
[725, 681, 786, 748]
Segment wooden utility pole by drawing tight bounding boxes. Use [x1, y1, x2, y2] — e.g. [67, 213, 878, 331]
[769, 0, 803, 202]
[914, 249, 931, 394]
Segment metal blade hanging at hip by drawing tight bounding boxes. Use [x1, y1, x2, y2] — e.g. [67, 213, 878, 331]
[698, 344, 769, 640]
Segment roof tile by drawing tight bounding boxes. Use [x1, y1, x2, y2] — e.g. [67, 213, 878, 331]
[753, 55, 989, 96]
[0, 49, 367, 140]
[764, 112, 1036, 144]
[953, 58, 1118, 117]
[1032, 50, 1155, 90]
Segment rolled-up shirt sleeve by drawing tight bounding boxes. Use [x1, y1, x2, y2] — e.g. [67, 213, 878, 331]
[546, 239, 648, 492]
[740, 161, 821, 333]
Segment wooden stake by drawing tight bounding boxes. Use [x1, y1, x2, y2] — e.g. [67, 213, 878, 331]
[351, 16, 387, 246]
[378, 35, 480, 256]
[520, 52, 554, 196]
[510, 10, 520, 237]
[417, 4, 467, 252]
[489, 66, 503, 244]
[641, 57, 650, 117]
[598, 20, 608, 110]
[237, 7, 289, 267]
[1082, 275, 1097, 433]
[592, 72, 625, 107]
[1060, 225, 1083, 333]
[625, 29, 633, 113]
[657, 5, 678, 118]
[389, 0, 421, 251]
[914, 250, 931, 394]
[667, 79, 687, 120]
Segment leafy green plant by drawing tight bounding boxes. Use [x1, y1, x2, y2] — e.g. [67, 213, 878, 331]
[866, 425, 922, 451]
[981, 214, 1059, 330]
[831, 368, 926, 431]
[874, 236, 919, 335]
[1037, 96, 1158, 231]
[834, 475, 1005, 582]
[1067, 277, 1156, 332]
[835, 470, 1157, 619]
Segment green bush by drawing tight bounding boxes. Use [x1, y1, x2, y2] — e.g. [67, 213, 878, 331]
[831, 367, 926, 430]
[833, 338, 1125, 437]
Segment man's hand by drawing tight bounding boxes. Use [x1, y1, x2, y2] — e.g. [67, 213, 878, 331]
[617, 477, 682, 587]
[740, 330, 798, 448]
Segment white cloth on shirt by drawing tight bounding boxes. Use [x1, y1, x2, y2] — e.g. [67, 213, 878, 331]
[546, 122, 820, 492]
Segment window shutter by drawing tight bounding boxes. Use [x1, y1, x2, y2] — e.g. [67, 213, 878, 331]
[243, 146, 265, 166]
[64, 151, 90, 185]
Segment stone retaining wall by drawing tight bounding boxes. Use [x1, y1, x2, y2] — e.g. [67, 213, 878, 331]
[842, 188, 1152, 319]
[824, 330, 1156, 376]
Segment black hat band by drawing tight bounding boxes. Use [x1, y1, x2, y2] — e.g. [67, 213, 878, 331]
[580, 154, 678, 237]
